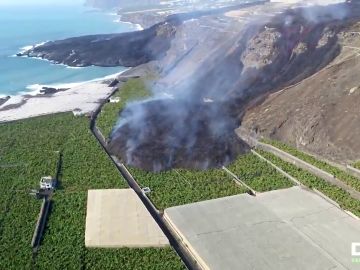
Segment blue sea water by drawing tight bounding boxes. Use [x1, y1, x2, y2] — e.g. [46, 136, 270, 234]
[0, 4, 136, 96]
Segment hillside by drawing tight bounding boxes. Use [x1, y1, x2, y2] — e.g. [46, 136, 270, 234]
[242, 21, 360, 164]
[109, 1, 360, 170]
[15, 1, 360, 169]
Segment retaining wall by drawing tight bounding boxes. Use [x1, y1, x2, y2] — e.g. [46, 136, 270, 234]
[255, 142, 360, 200]
[31, 198, 51, 248]
[222, 166, 256, 195]
[251, 149, 302, 187]
[346, 165, 360, 179]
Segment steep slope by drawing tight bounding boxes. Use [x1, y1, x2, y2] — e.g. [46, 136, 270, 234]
[108, 2, 360, 171]
[242, 21, 360, 163]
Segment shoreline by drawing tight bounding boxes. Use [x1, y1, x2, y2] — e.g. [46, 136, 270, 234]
[1, 13, 142, 104]
[0, 68, 128, 99]
[115, 19, 144, 30]
[0, 69, 129, 123]
[1, 11, 143, 100]
[23, 69, 128, 96]
[1, 0, 279, 123]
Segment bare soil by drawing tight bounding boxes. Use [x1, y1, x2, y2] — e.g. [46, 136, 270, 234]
[242, 21, 360, 164]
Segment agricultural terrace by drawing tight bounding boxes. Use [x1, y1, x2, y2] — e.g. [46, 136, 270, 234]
[225, 153, 294, 192]
[97, 78, 152, 138]
[129, 152, 294, 210]
[0, 113, 184, 270]
[261, 139, 360, 192]
[257, 149, 360, 217]
[128, 167, 249, 209]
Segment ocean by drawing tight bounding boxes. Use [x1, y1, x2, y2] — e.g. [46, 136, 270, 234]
[0, 4, 137, 97]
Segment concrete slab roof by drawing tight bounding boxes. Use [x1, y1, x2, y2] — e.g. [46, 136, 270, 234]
[164, 186, 360, 270]
[85, 189, 169, 248]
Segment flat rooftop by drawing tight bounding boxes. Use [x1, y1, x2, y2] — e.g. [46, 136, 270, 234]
[85, 189, 169, 248]
[165, 186, 360, 270]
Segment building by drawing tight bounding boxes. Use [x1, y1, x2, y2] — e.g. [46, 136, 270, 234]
[164, 187, 360, 270]
[40, 176, 56, 190]
[73, 109, 84, 117]
[85, 189, 168, 248]
[109, 97, 121, 103]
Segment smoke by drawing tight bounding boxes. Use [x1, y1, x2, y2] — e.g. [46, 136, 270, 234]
[110, 97, 245, 171]
[109, 32, 250, 171]
[108, 0, 353, 171]
[300, 1, 349, 23]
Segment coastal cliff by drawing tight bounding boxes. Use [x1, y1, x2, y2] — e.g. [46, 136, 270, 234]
[18, 22, 176, 67]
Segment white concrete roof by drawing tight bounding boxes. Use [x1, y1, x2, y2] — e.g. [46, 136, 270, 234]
[164, 186, 360, 270]
[85, 189, 169, 248]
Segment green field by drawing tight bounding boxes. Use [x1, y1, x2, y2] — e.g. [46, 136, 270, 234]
[226, 153, 294, 192]
[354, 162, 360, 170]
[261, 139, 360, 192]
[257, 149, 360, 217]
[85, 248, 185, 270]
[0, 113, 184, 269]
[129, 167, 248, 209]
[97, 78, 152, 138]
[128, 153, 294, 210]
[0, 151, 59, 267]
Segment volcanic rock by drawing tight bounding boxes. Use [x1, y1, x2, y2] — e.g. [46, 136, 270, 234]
[0, 96, 10, 107]
[39, 87, 69, 95]
[109, 99, 249, 171]
[18, 22, 177, 67]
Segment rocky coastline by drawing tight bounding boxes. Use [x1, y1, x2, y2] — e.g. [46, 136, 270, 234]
[0, 96, 10, 107]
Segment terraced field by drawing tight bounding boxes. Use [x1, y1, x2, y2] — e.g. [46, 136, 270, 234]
[128, 167, 248, 209]
[226, 153, 294, 192]
[257, 149, 360, 217]
[128, 152, 295, 209]
[261, 139, 360, 192]
[0, 113, 184, 269]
